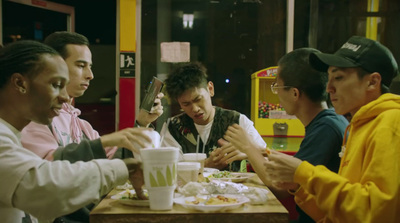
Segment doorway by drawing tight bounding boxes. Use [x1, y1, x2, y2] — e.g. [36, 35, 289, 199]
[0, 0, 74, 45]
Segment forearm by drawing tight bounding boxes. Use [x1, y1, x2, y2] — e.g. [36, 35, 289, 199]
[245, 147, 271, 187]
[13, 159, 128, 221]
[53, 139, 106, 162]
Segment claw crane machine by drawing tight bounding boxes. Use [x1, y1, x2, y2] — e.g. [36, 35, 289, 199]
[250, 66, 304, 155]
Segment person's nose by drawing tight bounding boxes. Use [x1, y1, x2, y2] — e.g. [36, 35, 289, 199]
[326, 79, 334, 94]
[85, 67, 94, 80]
[59, 87, 70, 103]
[192, 103, 200, 113]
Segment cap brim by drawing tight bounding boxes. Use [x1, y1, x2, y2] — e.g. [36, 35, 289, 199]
[310, 52, 359, 72]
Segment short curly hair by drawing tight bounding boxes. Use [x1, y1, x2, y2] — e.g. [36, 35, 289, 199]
[165, 62, 209, 100]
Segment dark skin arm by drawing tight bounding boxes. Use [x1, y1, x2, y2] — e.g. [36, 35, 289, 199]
[123, 158, 148, 200]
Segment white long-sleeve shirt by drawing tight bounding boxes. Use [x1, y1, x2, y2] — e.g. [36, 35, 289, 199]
[0, 118, 128, 223]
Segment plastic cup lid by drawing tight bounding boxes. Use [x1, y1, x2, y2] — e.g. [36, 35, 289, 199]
[177, 162, 201, 170]
[183, 153, 207, 160]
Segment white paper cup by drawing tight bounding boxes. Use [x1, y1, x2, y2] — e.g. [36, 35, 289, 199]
[147, 186, 175, 210]
[177, 162, 201, 187]
[141, 147, 179, 210]
[182, 153, 207, 174]
[132, 130, 161, 161]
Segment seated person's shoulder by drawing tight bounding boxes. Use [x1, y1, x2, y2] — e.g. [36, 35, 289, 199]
[313, 109, 348, 133]
[22, 121, 51, 133]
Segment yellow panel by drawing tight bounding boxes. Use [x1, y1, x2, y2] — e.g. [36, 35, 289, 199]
[366, 0, 379, 40]
[120, 0, 136, 52]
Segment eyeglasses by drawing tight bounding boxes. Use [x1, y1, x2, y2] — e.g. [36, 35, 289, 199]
[270, 82, 293, 94]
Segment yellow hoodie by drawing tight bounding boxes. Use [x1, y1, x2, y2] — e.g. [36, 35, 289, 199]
[292, 93, 400, 222]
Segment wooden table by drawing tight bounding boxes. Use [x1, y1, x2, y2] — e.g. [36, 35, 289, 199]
[90, 175, 289, 223]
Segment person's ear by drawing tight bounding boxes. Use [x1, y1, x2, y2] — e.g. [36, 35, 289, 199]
[208, 81, 215, 97]
[367, 72, 381, 90]
[11, 73, 28, 94]
[292, 88, 300, 100]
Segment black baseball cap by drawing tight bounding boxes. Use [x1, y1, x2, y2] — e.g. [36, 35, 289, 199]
[309, 36, 398, 87]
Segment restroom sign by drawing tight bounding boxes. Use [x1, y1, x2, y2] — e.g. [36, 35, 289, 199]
[120, 52, 135, 77]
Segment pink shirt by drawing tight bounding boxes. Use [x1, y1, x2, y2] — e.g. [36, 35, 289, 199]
[21, 103, 117, 160]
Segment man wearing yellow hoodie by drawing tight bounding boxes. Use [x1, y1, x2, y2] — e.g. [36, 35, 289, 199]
[258, 36, 400, 222]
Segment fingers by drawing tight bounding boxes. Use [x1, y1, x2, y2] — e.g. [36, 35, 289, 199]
[263, 153, 301, 185]
[153, 92, 164, 104]
[156, 92, 164, 99]
[264, 157, 276, 171]
[101, 127, 157, 152]
[217, 138, 229, 147]
[220, 150, 239, 163]
[212, 146, 232, 162]
[209, 149, 223, 161]
[265, 149, 281, 161]
[224, 124, 245, 146]
[135, 188, 148, 200]
[214, 144, 245, 164]
[212, 148, 222, 157]
[121, 128, 155, 152]
[130, 169, 148, 200]
[226, 124, 241, 135]
[150, 93, 164, 114]
[207, 150, 228, 168]
[129, 128, 153, 143]
[149, 103, 163, 115]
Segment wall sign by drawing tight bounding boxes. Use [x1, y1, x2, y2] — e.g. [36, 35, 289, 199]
[120, 52, 135, 77]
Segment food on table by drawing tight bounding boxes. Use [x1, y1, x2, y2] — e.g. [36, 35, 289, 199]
[186, 195, 238, 205]
[207, 171, 255, 183]
[186, 196, 205, 205]
[206, 195, 238, 205]
[119, 189, 148, 200]
[208, 171, 234, 179]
